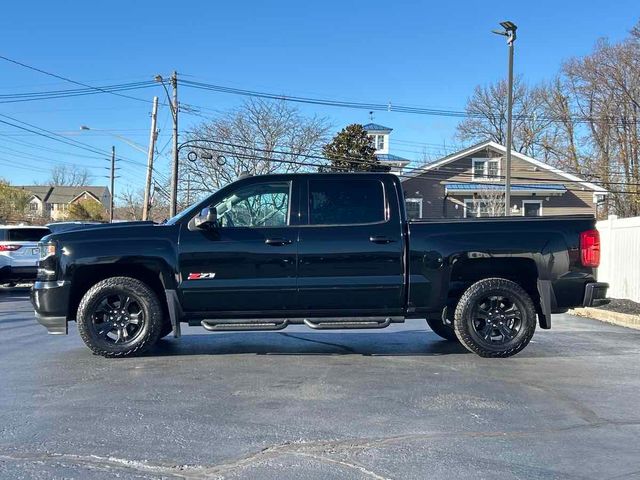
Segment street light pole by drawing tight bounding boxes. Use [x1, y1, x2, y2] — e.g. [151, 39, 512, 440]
[110, 146, 116, 223]
[493, 21, 517, 216]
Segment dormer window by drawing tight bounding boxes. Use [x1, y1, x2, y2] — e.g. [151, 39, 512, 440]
[472, 158, 501, 181]
[368, 134, 385, 151]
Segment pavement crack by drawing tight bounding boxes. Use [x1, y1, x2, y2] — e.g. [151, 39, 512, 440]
[0, 453, 196, 479]
[290, 452, 392, 480]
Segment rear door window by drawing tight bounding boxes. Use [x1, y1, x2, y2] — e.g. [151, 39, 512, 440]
[7, 228, 50, 242]
[308, 178, 386, 225]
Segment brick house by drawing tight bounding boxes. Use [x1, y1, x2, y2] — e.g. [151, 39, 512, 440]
[20, 185, 111, 221]
[401, 140, 608, 219]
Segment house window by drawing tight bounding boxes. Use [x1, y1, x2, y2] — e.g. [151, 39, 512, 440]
[405, 198, 422, 219]
[464, 199, 504, 218]
[472, 158, 500, 181]
[29, 202, 38, 211]
[522, 200, 542, 217]
[368, 134, 385, 151]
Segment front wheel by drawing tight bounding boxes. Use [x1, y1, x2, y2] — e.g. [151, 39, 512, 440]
[454, 278, 537, 358]
[77, 277, 164, 358]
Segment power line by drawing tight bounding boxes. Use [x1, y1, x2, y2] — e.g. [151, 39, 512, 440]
[180, 139, 640, 194]
[180, 137, 621, 188]
[180, 78, 640, 126]
[0, 54, 155, 105]
[0, 81, 157, 104]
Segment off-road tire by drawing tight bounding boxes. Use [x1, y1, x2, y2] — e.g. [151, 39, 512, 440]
[77, 276, 164, 358]
[426, 317, 459, 342]
[454, 278, 537, 358]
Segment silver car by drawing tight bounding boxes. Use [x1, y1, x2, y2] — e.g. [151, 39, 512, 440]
[0, 226, 50, 286]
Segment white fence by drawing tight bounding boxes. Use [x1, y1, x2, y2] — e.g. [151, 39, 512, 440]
[597, 215, 640, 302]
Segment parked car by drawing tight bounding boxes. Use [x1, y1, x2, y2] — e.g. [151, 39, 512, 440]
[31, 173, 608, 358]
[1, 225, 51, 285]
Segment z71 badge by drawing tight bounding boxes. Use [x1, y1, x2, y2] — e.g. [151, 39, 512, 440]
[187, 273, 216, 280]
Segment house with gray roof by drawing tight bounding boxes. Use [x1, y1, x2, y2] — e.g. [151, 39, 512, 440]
[401, 140, 608, 219]
[19, 185, 111, 221]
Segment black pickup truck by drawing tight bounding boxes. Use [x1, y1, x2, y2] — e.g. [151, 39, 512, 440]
[31, 172, 608, 358]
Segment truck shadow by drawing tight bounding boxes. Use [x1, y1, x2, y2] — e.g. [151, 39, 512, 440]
[144, 330, 470, 357]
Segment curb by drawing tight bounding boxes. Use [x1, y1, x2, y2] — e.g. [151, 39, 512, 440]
[569, 307, 640, 330]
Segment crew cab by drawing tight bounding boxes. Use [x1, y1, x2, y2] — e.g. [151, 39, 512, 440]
[31, 173, 608, 358]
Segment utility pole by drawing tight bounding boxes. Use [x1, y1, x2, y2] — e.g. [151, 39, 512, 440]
[154, 70, 179, 217]
[143, 96, 159, 221]
[110, 145, 116, 223]
[493, 21, 517, 216]
[170, 71, 179, 217]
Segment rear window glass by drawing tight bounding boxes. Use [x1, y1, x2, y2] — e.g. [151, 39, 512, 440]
[5, 228, 50, 242]
[308, 178, 385, 225]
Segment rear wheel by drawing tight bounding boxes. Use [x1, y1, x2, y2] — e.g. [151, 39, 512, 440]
[454, 278, 536, 358]
[77, 277, 164, 358]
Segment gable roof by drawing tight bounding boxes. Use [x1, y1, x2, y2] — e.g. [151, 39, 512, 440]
[18, 185, 109, 204]
[18, 186, 53, 201]
[48, 186, 108, 204]
[363, 123, 393, 133]
[402, 140, 608, 193]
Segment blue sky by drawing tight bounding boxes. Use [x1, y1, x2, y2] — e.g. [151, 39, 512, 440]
[1, 0, 638, 194]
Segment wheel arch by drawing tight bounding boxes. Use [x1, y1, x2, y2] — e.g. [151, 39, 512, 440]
[67, 259, 172, 323]
[447, 256, 550, 329]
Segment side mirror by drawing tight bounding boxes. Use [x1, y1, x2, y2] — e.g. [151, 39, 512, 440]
[194, 206, 218, 229]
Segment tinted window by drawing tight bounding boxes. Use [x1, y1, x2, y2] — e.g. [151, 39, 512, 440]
[309, 178, 385, 225]
[213, 182, 290, 228]
[6, 228, 50, 242]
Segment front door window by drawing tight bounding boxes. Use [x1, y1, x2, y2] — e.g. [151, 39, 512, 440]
[213, 182, 290, 228]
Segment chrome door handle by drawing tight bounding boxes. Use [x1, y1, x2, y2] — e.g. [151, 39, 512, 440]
[369, 235, 395, 244]
[265, 238, 293, 246]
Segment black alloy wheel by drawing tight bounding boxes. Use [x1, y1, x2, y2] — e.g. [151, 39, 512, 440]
[77, 277, 164, 357]
[454, 278, 537, 358]
[90, 293, 146, 345]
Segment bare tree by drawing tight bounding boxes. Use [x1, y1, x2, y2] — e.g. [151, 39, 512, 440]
[457, 77, 554, 156]
[457, 21, 640, 217]
[47, 165, 92, 186]
[468, 188, 505, 217]
[541, 28, 640, 217]
[180, 99, 330, 201]
[116, 188, 144, 221]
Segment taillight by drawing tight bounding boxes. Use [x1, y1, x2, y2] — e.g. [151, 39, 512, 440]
[0, 244, 22, 251]
[580, 229, 600, 268]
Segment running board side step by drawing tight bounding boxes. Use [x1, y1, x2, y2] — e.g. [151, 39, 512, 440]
[200, 316, 403, 332]
[303, 317, 395, 329]
[201, 319, 289, 331]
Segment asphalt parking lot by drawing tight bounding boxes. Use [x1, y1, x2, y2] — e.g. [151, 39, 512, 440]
[1, 288, 639, 479]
